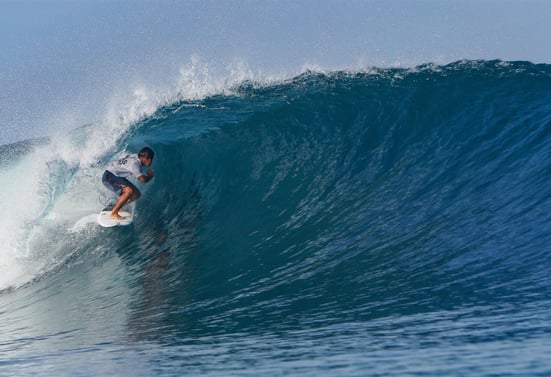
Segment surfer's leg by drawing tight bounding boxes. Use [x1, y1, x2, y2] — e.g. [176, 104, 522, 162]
[126, 186, 141, 204]
[122, 181, 141, 205]
[110, 186, 134, 220]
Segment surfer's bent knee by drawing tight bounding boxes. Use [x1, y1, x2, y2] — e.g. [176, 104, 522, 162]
[121, 185, 133, 196]
[122, 185, 141, 200]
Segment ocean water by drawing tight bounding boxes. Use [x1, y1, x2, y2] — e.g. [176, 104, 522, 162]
[1, 60, 551, 376]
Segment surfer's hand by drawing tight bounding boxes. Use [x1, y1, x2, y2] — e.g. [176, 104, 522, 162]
[138, 170, 154, 183]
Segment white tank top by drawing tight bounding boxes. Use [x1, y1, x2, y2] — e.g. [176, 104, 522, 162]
[106, 154, 144, 178]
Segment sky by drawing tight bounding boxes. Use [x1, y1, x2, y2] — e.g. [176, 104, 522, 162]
[1, 0, 550, 144]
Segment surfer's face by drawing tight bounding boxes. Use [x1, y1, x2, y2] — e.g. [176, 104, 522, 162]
[140, 156, 153, 167]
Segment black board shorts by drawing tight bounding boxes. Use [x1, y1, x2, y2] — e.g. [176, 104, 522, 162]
[102, 170, 140, 196]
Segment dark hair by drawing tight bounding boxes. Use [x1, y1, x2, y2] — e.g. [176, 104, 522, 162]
[139, 147, 155, 161]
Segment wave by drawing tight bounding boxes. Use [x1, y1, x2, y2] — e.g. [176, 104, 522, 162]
[1, 60, 551, 375]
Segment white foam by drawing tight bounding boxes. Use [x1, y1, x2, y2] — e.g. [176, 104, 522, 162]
[0, 145, 59, 289]
[68, 214, 100, 233]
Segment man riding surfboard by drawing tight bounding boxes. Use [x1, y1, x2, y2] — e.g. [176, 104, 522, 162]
[101, 147, 155, 220]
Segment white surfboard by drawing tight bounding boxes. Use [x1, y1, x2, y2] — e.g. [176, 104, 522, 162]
[98, 204, 134, 227]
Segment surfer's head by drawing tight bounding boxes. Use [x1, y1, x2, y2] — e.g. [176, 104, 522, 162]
[138, 147, 155, 167]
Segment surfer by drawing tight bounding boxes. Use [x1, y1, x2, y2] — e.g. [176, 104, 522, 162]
[102, 147, 155, 220]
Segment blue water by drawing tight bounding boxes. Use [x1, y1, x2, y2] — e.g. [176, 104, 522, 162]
[1, 60, 551, 376]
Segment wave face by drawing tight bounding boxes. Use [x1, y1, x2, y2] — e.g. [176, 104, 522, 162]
[1, 60, 551, 375]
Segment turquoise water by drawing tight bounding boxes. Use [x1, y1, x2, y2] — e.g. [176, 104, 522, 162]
[1, 60, 551, 376]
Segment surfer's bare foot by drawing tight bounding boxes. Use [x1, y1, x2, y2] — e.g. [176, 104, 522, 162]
[110, 212, 124, 220]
